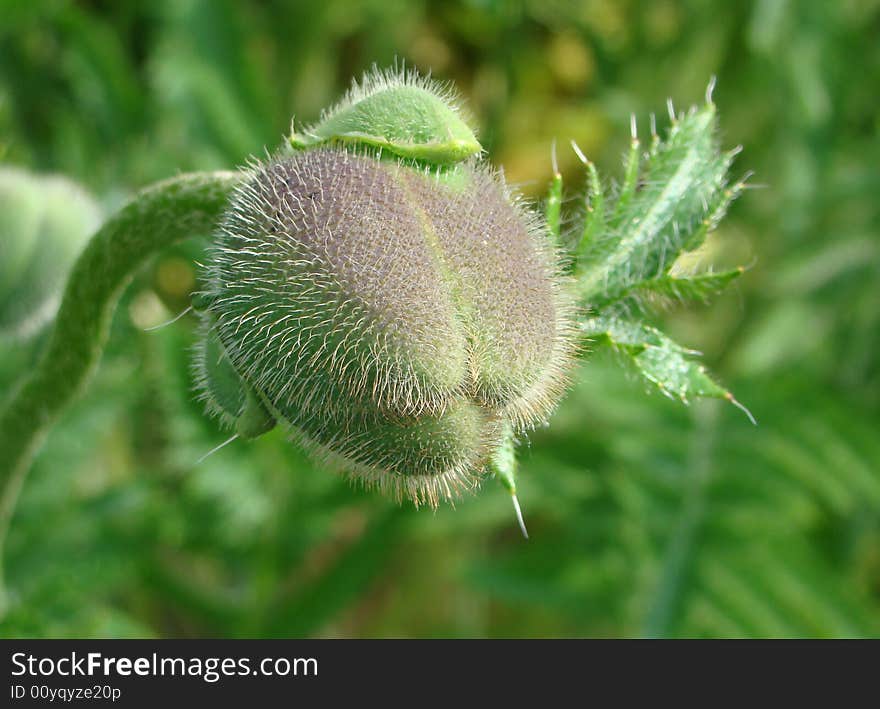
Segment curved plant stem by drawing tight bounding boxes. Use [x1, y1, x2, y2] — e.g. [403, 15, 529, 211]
[0, 171, 241, 610]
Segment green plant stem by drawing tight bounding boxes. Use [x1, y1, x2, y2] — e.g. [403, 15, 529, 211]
[0, 171, 241, 609]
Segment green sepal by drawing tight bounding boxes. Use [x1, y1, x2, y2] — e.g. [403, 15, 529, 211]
[194, 319, 276, 439]
[193, 321, 246, 428]
[290, 79, 481, 166]
[235, 385, 276, 440]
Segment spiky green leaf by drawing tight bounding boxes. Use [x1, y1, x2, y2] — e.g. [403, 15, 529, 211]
[576, 101, 739, 306]
[582, 316, 730, 402]
[598, 267, 745, 311]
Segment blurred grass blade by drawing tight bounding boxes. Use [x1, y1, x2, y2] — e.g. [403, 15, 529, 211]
[267, 508, 407, 637]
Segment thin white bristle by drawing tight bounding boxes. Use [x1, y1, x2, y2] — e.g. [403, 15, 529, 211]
[729, 396, 757, 426]
[570, 140, 589, 166]
[511, 493, 529, 539]
[706, 75, 717, 104]
[144, 304, 193, 332]
[196, 433, 239, 464]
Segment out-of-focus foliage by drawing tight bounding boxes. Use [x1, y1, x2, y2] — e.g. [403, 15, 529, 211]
[0, 167, 102, 339]
[1, 0, 878, 637]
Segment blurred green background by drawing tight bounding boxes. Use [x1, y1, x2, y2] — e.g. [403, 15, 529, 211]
[1, 0, 878, 638]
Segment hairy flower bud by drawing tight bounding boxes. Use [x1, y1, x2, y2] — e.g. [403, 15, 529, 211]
[198, 148, 575, 506]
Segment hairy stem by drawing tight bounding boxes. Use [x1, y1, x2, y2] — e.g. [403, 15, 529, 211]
[0, 171, 241, 606]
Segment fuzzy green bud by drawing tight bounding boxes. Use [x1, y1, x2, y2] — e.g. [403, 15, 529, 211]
[198, 148, 575, 506]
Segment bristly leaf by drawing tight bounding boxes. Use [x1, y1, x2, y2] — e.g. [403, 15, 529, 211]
[564, 85, 752, 413]
[581, 316, 729, 403]
[596, 267, 745, 311]
[575, 99, 740, 307]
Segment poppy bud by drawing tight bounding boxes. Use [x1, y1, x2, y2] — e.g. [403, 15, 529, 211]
[198, 148, 575, 506]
